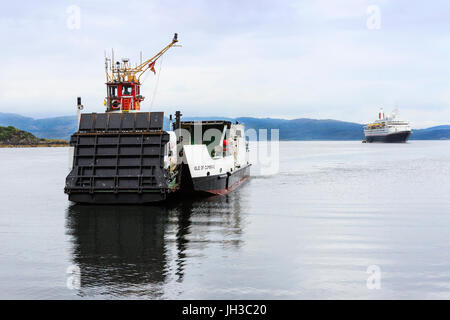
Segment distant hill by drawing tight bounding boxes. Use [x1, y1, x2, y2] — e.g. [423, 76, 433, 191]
[1, 112, 449, 141]
[0, 113, 77, 140]
[412, 125, 450, 140]
[0, 126, 68, 146]
[235, 117, 364, 140]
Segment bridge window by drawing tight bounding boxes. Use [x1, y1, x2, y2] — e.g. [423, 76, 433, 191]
[122, 85, 133, 95]
[108, 86, 118, 97]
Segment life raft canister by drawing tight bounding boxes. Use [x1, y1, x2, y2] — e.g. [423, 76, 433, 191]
[223, 139, 229, 152]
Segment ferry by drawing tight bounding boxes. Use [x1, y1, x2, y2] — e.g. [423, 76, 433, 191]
[364, 109, 411, 143]
[64, 34, 251, 204]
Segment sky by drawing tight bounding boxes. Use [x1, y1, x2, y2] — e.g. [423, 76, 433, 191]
[1, 0, 450, 127]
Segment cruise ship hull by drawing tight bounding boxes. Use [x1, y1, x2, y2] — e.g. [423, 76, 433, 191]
[365, 131, 411, 143]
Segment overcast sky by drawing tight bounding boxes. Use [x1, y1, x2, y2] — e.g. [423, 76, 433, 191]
[1, 0, 450, 127]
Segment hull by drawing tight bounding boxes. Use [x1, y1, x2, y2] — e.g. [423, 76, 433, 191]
[183, 164, 251, 196]
[365, 131, 411, 143]
[68, 192, 169, 204]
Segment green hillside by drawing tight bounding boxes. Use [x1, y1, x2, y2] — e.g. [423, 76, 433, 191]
[0, 126, 68, 146]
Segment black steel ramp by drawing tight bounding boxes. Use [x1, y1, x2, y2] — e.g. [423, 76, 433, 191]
[65, 112, 174, 204]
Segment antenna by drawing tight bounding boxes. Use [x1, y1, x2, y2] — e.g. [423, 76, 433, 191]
[104, 51, 109, 81]
[112, 48, 115, 72]
[392, 106, 399, 119]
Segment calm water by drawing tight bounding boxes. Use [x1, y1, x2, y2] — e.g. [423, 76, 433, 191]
[1, 141, 450, 299]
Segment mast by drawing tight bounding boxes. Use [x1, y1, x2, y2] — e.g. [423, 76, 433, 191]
[105, 33, 178, 84]
[103, 33, 179, 112]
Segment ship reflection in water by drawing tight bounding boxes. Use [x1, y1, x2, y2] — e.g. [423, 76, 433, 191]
[65, 194, 244, 298]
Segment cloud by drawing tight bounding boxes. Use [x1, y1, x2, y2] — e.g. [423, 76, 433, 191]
[0, 0, 450, 127]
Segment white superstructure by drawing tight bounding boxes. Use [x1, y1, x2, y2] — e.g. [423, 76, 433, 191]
[181, 122, 249, 178]
[177, 120, 251, 194]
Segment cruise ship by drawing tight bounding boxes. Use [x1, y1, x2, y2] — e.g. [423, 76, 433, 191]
[364, 109, 412, 143]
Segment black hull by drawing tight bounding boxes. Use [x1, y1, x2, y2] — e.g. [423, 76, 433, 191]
[366, 131, 411, 143]
[68, 192, 169, 204]
[182, 164, 251, 195]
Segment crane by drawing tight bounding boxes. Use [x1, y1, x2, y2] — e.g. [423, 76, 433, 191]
[104, 33, 179, 112]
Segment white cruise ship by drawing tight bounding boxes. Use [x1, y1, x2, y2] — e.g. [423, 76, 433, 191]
[364, 109, 412, 143]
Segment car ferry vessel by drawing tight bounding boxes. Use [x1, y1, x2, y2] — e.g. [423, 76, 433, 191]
[64, 34, 251, 204]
